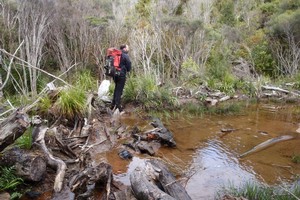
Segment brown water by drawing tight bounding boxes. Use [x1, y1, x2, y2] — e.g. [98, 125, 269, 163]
[107, 102, 300, 199]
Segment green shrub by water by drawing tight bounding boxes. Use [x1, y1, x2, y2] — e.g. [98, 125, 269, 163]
[123, 74, 178, 110]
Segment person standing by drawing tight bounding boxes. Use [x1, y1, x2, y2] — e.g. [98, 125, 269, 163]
[111, 44, 131, 111]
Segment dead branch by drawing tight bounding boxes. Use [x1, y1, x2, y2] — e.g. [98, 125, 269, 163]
[33, 126, 67, 193]
[0, 48, 72, 87]
[0, 41, 24, 91]
[262, 85, 300, 96]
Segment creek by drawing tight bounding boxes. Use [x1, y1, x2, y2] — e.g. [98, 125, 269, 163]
[106, 102, 300, 199]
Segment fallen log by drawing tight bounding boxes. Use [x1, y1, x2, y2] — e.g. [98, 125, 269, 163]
[239, 135, 294, 158]
[262, 85, 300, 96]
[147, 160, 192, 200]
[130, 166, 176, 200]
[0, 109, 30, 152]
[33, 126, 67, 193]
[0, 147, 46, 182]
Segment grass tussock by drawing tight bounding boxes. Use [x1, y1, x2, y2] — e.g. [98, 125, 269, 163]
[217, 181, 300, 200]
[54, 87, 86, 119]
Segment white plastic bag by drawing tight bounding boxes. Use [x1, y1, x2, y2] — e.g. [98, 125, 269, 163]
[98, 80, 111, 102]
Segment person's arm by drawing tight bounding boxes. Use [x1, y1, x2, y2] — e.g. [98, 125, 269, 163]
[125, 54, 131, 72]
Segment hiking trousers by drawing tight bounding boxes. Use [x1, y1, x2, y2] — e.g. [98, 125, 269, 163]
[112, 75, 126, 109]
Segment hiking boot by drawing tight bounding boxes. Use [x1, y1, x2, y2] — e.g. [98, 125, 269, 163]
[116, 105, 124, 112]
[110, 104, 116, 110]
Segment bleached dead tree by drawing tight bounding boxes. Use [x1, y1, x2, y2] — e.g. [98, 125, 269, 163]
[187, 0, 215, 25]
[273, 24, 300, 76]
[0, 0, 19, 51]
[17, 0, 53, 95]
[0, 72, 3, 100]
[130, 28, 159, 75]
[108, 0, 134, 46]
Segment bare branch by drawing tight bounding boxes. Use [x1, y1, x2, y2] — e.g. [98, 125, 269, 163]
[0, 48, 72, 87]
[0, 40, 24, 90]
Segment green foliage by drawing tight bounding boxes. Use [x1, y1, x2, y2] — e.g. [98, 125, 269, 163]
[270, 10, 300, 40]
[10, 192, 23, 200]
[74, 70, 97, 91]
[0, 166, 23, 191]
[252, 40, 277, 77]
[15, 127, 32, 149]
[38, 95, 52, 115]
[207, 73, 236, 96]
[123, 74, 178, 110]
[234, 80, 257, 98]
[181, 103, 206, 117]
[55, 86, 86, 119]
[260, 1, 279, 16]
[216, 0, 236, 26]
[292, 73, 300, 89]
[135, 0, 152, 19]
[218, 181, 300, 200]
[207, 102, 242, 115]
[279, 0, 300, 12]
[217, 73, 236, 95]
[180, 57, 204, 86]
[85, 16, 109, 27]
[292, 154, 300, 164]
[207, 46, 231, 80]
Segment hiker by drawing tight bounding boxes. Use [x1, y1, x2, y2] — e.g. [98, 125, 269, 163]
[111, 44, 131, 111]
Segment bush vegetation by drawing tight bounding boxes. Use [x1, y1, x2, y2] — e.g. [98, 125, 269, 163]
[0, 166, 24, 199]
[218, 181, 300, 200]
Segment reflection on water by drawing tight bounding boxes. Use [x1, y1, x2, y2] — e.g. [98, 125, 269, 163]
[186, 140, 256, 199]
[108, 103, 300, 199]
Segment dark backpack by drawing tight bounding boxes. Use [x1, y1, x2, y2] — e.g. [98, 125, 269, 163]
[104, 48, 122, 77]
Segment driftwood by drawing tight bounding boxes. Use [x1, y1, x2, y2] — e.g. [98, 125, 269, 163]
[130, 166, 176, 200]
[239, 135, 294, 158]
[147, 160, 192, 200]
[33, 126, 67, 193]
[130, 159, 192, 200]
[0, 109, 30, 152]
[0, 147, 46, 181]
[262, 85, 300, 96]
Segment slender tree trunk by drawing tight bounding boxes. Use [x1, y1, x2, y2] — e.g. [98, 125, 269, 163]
[0, 75, 3, 99]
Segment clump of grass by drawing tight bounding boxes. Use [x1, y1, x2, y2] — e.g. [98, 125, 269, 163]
[217, 181, 300, 200]
[37, 95, 52, 116]
[207, 102, 242, 115]
[180, 102, 206, 117]
[75, 70, 97, 91]
[54, 87, 86, 119]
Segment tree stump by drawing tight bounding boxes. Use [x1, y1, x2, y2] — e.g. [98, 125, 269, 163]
[0, 147, 46, 182]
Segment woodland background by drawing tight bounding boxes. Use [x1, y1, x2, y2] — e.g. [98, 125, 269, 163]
[0, 0, 299, 108]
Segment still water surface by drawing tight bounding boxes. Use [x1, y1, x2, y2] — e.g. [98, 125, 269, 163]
[107, 102, 300, 199]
